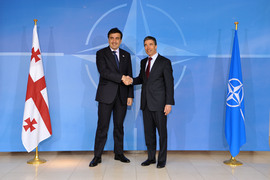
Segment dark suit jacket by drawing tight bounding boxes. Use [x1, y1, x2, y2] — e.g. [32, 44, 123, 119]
[95, 46, 134, 104]
[133, 54, 174, 111]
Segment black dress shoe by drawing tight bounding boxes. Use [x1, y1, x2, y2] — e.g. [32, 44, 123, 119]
[89, 156, 101, 167]
[114, 154, 130, 163]
[157, 161, 166, 168]
[141, 159, 156, 166]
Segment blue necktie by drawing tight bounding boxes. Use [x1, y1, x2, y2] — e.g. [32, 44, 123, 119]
[112, 51, 119, 69]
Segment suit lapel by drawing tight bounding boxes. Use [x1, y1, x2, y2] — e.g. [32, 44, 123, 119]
[148, 54, 161, 79]
[105, 46, 119, 71]
[119, 49, 125, 71]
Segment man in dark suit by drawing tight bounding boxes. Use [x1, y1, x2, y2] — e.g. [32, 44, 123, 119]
[89, 28, 133, 167]
[132, 36, 174, 168]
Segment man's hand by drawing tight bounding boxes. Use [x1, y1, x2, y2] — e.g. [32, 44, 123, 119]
[127, 98, 133, 106]
[122, 75, 133, 85]
[164, 105, 172, 116]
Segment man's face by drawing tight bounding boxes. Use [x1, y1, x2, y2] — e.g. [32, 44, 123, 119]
[108, 33, 122, 50]
[144, 39, 157, 57]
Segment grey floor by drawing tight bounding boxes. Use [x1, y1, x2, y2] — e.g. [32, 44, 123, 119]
[0, 151, 270, 180]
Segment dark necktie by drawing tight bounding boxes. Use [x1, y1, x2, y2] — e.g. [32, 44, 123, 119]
[146, 57, 152, 78]
[112, 51, 119, 69]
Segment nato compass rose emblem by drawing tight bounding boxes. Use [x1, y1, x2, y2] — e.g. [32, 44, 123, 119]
[226, 78, 244, 108]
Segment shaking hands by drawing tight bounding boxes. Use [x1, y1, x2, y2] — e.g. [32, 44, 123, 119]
[121, 75, 133, 86]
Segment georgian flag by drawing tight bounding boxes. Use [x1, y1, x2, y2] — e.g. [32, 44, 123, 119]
[22, 24, 52, 152]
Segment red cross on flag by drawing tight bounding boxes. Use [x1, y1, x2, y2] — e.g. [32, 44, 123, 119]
[22, 24, 52, 152]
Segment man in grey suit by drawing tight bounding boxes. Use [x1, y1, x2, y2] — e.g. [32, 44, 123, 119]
[132, 36, 174, 168]
[89, 28, 133, 167]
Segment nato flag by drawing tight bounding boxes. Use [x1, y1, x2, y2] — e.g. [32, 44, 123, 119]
[225, 30, 246, 157]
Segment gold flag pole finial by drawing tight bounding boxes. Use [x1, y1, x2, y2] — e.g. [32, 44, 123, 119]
[234, 22, 239, 30]
[34, 19, 38, 26]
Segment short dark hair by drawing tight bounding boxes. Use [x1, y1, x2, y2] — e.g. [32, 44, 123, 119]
[108, 28, 123, 39]
[144, 36, 157, 45]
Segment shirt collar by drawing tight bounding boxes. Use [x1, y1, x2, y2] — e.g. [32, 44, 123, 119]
[110, 47, 119, 54]
[149, 53, 158, 61]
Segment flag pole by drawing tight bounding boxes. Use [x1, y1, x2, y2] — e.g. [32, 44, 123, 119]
[223, 21, 243, 166]
[27, 146, 46, 164]
[234, 21, 238, 30]
[34, 19, 37, 26]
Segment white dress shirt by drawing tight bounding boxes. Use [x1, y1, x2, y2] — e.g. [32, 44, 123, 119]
[145, 52, 158, 72]
[110, 47, 120, 61]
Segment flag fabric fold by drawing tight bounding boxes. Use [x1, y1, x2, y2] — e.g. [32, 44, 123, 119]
[225, 29, 246, 157]
[22, 24, 52, 152]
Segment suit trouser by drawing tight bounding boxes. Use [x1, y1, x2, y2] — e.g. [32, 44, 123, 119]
[142, 105, 167, 163]
[94, 94, 127, 157]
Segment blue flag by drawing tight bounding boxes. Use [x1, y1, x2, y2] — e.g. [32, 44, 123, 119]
[225, 30, 246, 157]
